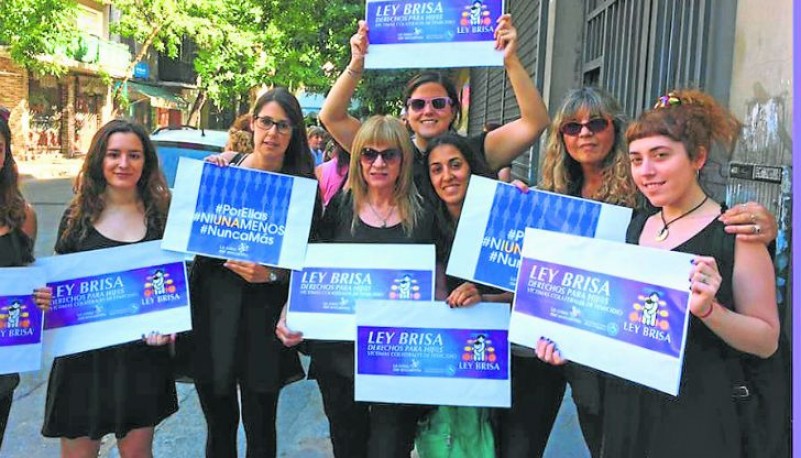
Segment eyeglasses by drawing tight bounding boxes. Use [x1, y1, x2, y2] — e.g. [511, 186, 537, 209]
[559, 118, 610, 136]
[360, 147, 401, 164]
[406, 97, 453, 112]
[254, 116, 293, 134]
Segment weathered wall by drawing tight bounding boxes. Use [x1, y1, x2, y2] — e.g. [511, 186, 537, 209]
[729, 0, 793, 167]
[727, 0, 793, 335]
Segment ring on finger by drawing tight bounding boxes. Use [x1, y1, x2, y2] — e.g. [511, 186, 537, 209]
[753, 224, 761, 234]
[699, 274, 708, 284]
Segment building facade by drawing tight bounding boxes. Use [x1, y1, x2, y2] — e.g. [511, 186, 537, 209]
[0, 0, 130, 158]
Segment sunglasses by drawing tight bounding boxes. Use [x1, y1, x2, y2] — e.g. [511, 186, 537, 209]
[254, 116, 293, 134]
[360, 147, 401, 164]
[559, 118, 610, 136]
[406, 97, 453, 112]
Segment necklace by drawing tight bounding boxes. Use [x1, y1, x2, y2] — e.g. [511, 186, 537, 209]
[655, 195, 709, 241]
[367, 202, 396, 228]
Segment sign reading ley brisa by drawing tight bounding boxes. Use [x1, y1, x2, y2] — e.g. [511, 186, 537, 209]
[40, 241, 191, 357]
[162, 158, 317, 270]
[0, 267, 45, 374]
[510, 229, 693, 396]
[448, 176, 632, 292]
[287, 244, 435, 341]
[355, 301, 510, 407]
[365, 0, 505, 69]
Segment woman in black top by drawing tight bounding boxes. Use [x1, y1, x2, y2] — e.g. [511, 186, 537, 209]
[0, 114, 51, 451]
[42, 119, 176, 457]
[278, 115, 438, 458]
[192, 88, 315, 458]
[319, 14, 550, 189]
[423, 134, 564, 457]
[536, 87, 779, 457]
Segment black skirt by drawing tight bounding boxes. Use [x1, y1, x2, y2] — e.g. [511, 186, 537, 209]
[41, 341, 178, 439]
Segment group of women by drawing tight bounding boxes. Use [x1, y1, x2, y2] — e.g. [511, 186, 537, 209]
[0, 11, 782, 458]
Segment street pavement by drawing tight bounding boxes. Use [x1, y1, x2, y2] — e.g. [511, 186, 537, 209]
[3, 173, 589, 457]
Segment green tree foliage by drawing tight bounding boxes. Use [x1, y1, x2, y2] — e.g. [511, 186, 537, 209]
[0, 0, 79, 75]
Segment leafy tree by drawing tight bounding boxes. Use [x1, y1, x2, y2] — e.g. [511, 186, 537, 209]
[0, 0, 79, 75]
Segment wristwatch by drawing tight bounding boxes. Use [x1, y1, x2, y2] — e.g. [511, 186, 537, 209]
[268, 270, 279, 283]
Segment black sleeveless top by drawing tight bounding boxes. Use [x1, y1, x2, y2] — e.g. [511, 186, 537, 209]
[601, 212, 741, 458]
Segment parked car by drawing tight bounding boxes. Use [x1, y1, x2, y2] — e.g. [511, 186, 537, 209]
[150, 126, 229, 187]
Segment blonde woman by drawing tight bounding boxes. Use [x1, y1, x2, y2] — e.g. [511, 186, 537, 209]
[277, 116, 439, 458]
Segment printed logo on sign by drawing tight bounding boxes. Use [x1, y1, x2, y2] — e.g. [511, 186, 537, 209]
[620, 292, 673, 345]
[631, 293, 670, 330]
[144, 269, 177, 297]
[462, 1, 491, 26]
[458, 333, 502, 373]
[463, 333, 496, 362]
[389, 274, 422, 300]
[0, 300, 31, 330]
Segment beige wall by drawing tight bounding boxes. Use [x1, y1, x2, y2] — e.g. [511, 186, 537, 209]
[729, 0, 793, 167]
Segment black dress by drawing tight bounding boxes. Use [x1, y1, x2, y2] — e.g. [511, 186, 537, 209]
[0, 228, 34, 447]
[601, 214, 741, 458]
[41, 219, 178, 440]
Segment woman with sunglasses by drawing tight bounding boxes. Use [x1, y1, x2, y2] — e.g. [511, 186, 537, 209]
[0, 115, 51, 452]
[277, 116, 440, 458]
[536, 87, 778, 457]
[320, 14, 549, 187]
[42, 120, 176, 457]
[192, 88, 313, 457]
[542, 90, 780, 457]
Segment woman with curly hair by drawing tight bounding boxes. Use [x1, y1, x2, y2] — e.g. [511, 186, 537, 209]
[0, 114, 51, 451]
[536, 87, 778, 457]
[42, 119, 177, 457]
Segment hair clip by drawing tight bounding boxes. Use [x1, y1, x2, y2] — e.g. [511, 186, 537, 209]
[654, 93, 681, 109]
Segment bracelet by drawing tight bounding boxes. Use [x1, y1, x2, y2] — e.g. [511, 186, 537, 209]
[345, 66, 363, 79]
[697, 301, 716, 319]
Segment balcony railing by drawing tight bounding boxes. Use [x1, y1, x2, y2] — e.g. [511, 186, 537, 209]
[52, 33, 132, 77]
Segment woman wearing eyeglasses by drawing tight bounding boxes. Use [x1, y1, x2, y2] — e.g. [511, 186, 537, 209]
[536, 87, 778, 458]
[277, 116, 440, 458]
[191, 88, 315, 457]
[319, 14, 549, 187]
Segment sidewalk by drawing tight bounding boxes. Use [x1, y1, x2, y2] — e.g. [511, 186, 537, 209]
[16, 155, 84, 181]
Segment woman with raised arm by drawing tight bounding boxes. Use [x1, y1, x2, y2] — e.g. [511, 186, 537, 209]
[319, 14, 549, 187]
[41, 119, 176, 458]
[538, 90, 780, 457]
[0, 115, 51, 452]
[191, 88, 314, 458]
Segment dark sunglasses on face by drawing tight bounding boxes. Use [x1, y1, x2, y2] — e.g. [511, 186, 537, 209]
[406, 97, 453, 112]
[254, 116, 293, 134]
[559, 117, 610, 136]
[360, 147, 401, 164]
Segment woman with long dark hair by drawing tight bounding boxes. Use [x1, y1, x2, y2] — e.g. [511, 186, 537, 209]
[0, 115, 51, 452]
[41, 119, 176, 457]
[193, 88, 316, 457]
